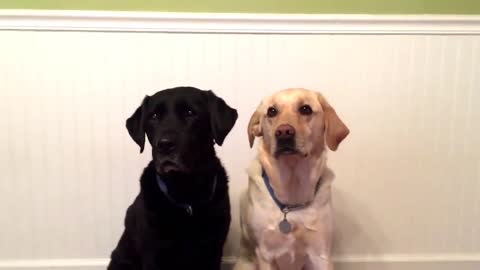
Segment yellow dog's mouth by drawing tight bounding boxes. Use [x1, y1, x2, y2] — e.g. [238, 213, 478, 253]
[274, 145, 302, 157]
[275, 136, 301, 157]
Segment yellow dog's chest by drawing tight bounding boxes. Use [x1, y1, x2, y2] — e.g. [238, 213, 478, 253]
[248, 197, 331, 268]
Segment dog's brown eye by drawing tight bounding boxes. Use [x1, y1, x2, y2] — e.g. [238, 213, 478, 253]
[299, 105, 313, 115]
[267, 107, 277, 118]
[151, 113, 158, 120]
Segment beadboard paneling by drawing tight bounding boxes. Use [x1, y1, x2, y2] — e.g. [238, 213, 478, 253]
[0, 28, 479, 269]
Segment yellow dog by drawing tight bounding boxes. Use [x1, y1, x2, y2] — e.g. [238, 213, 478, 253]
[235, 88, 349, 270]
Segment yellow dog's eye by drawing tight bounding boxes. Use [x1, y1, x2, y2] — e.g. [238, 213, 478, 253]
[267, 107, 277, 118]
[299, 105, 313, 115]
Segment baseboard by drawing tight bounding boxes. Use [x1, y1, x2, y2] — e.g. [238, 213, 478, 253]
[0, 10, 480, 34]
[1, 255, 479, 270]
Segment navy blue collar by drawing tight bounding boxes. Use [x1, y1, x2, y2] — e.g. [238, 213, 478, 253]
[155, 174, 217, 216]
[262, 169, 321, 213]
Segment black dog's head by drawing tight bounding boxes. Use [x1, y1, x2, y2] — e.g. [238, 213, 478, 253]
[126, 87, 238, 176]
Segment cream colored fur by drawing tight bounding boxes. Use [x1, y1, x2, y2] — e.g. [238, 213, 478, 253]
[234, 88, 349, 270]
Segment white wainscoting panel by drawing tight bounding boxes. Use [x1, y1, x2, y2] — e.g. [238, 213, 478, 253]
[0, 12, 479, 270]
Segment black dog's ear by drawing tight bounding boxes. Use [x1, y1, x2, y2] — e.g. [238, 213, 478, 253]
[126, 96, 150, 153]
[206, 90, 238, 146]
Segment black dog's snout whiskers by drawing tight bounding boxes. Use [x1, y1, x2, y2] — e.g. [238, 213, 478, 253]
[157, 138, 176, 154]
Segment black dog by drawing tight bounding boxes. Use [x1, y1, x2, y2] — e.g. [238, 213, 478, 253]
[108, 87, 238, 270]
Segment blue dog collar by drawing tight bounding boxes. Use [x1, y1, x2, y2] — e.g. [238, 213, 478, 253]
[155, 174, 217, 216]
[262, 169, 320, 213]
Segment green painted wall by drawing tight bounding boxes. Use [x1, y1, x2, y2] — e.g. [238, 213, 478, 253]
[0, 0, 479, 14]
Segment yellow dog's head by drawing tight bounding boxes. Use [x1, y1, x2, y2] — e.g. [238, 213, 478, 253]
[248, 88, 349, 158]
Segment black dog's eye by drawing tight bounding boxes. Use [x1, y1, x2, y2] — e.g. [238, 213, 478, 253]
[150, 113, 158, 120]
[185, 108, 196, 117]
[267, 107, 277, 118]
[299, 105, 313, 115]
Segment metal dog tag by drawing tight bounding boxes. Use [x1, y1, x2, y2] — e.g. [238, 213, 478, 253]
[279, 209, 292, 234]
[279, 218, 292, 234]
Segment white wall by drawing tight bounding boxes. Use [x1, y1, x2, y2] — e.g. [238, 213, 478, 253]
[0, 13, 479, 270]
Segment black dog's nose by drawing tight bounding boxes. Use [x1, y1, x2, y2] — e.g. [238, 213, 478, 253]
[157, 138, 176, 153]
[275, 124, 295, 139]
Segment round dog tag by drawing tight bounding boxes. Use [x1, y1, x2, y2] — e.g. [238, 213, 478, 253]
[279, 219, 292, 234]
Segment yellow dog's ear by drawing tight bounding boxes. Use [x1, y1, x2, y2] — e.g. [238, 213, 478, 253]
[247, 110, 263, 148]
[317, 93, 350, 151]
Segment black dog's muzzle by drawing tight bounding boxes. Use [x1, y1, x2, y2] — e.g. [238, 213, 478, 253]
[157, 137, 176, 155]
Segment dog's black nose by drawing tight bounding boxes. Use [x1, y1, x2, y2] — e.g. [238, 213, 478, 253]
[157, 138, 176, 154]
[275, 124, 295, 139]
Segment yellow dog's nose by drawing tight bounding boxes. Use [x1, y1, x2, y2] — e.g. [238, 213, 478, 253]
[275, 124, 295, 139]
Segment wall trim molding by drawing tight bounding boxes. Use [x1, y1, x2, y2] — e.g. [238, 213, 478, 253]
[334, 254, 480, 262]
[0, 10, 480, 34]
[1, 254, 479, 268]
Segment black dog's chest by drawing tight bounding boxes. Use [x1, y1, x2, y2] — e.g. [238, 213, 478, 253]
[138, 207, 230, 262]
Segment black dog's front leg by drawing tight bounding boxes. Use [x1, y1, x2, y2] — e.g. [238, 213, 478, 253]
[193, 217, 231, 270]
[139, 246, 187, 270]
[196, 244, 225, 270]
[108, 230, 137, 270]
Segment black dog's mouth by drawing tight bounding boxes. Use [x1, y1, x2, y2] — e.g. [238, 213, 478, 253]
[157, 159, 186, 174]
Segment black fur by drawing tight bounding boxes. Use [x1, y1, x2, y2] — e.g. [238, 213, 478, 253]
[108, 87, 238, 270]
